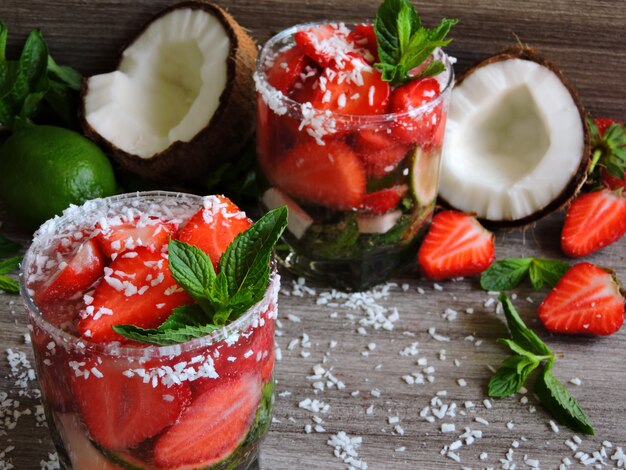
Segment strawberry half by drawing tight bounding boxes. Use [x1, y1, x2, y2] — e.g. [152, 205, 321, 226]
[266, 45, 311, 94]
[561, 188, 626, 257]
[389, 77, 442, 145]
[69, 356, 191, 450]
[362, 185, 407, 215]
[77, 247, 192, 342]
[273, 140, 366, 210]
[95, 217, 176, 259]
[417, 210, 495, 280]
[538, 262, 625, 336]
[153, 373, 261, 468]
[36, 239, 105, 304]
[177, 196, 252, 270]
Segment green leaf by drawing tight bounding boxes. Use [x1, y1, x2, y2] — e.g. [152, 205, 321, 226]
[497, 338, 549, 362]
[218, 206, 288, 308]
[0, 21, 7, 61]
[168, 240, 215, 300]
[499, 293, 552, 357]
[113, 304, 219, 346]
[481, 258, 532, 291]
[374, 0, 456, 85]
[0, 275, 19, 294]
[528, 259, 570, 289]
[414, 59, 445, 79]
[481, 258, 570, 291]
[0, 234, 21, 258]
[0, 256, 22, 275]
[535, 367, 595, 435]
[47, 55, 81, 90]
[489, 354, 540, 398]
[10, 29, 48, 107]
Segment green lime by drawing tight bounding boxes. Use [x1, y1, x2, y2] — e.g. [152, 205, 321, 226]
[0, 125, 117, 228]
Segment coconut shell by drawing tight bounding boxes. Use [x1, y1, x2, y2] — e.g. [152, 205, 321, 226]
[439, 45, 591, 229]
[80, 1, 258, 184]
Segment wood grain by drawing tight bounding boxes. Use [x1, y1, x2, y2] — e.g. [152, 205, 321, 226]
[0, 1, 625, 469]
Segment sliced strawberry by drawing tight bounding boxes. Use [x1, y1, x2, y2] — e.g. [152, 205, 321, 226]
[348, 24, 378, 62]
[390, 77, 442, 145]
[561, 189, 626, 257]
[417, 210, 495, 280]
[266, 45, 311, 94]
[294, 23, 373, 68]
[309, 57, 390, 116]
[362, 185, 407, 215]
[153, 373, 261, 468]
[294, 24, 338, 67]
[36, 239, 105, 304]
[95, 217, 176, 259]
[69, 356, 191, 450]
[77, 247, 192, 342]
[538, 262, 625, 336]
[353, 130, 410, 167]
[273, 140, 366, 210]
[177, 196, 252, 270]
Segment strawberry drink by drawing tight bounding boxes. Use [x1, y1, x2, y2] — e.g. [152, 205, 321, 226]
[254, 10, 455, 289]
[20, 192, 286, 470]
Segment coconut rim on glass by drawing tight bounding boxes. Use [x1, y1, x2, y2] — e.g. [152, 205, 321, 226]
[20, 190, 280, 360]
[254, 21, 455, 130]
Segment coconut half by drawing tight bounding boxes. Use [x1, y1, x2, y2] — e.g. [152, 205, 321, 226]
[81, 1, 257, 183]
[439, 46, 590, 227]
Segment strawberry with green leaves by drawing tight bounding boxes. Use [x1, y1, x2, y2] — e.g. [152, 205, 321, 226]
[560, 117, 626, 257]
[587, 117, 626, 190]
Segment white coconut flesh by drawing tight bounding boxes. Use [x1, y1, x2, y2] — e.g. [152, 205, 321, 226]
[440, 57, 586, 223]
[84, 8, 230, 158]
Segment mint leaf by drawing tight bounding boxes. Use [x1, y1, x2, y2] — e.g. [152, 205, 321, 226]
[0, 234, 21, 258]
[528, 259, 570, 289]
[218, 206, 288, 306]
[0, 256, 21, 275]
[113, 304, 219, 346]
[47, 55, 81, 90]
[481, 258, 569, 291]
[497, 338, 550, 362]
[0, 21, 7, 62]
[535, 365, 595, 435]
[481, 258, 532, 290]
[168, 240, 215, 300]
[374, 0, 456, 85]
[0, 275, 19, 294]
[500, 293, 552, 357]
[488, 355, 538, 398]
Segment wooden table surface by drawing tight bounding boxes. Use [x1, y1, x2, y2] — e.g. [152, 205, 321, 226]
[1, 1, 625, 469]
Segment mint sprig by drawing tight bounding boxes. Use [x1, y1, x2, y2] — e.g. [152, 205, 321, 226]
[488, 293, 595, 435]
[374, 0, 457, 86]
[0, 21, 81, 128]
[113, 206, 288, 345]
[0, 234, 22, 295]
[480, 258, 570, 291]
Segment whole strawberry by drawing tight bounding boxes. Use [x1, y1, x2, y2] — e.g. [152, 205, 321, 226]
[560, 117, 626, 257]
[587, 117, 626, 190]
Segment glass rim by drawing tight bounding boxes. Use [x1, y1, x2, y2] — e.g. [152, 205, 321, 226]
[255, 21, 455, 124]
[20, 190, 280, 359]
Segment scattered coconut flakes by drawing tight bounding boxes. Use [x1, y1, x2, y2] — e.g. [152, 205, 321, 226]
[428, 327, 450, 342]
[569, 377, 582, 386]
[327, 431, 368, 470]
